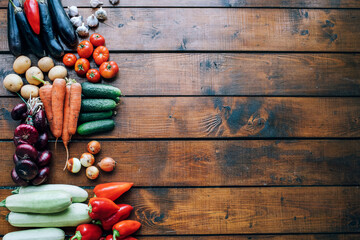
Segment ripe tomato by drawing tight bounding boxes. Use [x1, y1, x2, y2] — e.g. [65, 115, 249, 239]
[77, 40, 94, 59]
[62, 53, 77, 67]
[90, 33, 105, 47]
[86, 69, 101, 83]
[99, 61, 119, 79]
[93, 46, 109, 65]
[74, 58, 90, 76]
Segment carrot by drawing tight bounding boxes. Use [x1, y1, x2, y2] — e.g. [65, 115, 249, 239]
[51, 78, 66, 141]
[62, 82, 71, 169]
[68, 81, 82, 136]
[39, 83, 53, 131]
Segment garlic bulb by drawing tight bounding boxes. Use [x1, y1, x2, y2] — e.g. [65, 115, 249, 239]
[109, 0, 119, 5]
[95, 7, 107, 20]
[67, 6, 79, 17]
[70, 16, 83, 28]
[90, 0, 103, 8]
[76, 23, 89, 37]
[87, 14, 99, 28]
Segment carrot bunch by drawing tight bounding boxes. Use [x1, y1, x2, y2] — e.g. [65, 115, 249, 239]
[39, 78, 82, 169]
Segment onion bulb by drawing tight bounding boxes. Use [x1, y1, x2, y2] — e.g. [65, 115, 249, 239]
[66, 158, 81, 173]
[86, 166, 99, 180]
[87, 140, 101, 154]
[80, 152, 95, 167]
[98, 157, 116, 172]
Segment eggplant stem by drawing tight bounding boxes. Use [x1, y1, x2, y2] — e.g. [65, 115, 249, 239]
[11, 188, 20, 194]
[0, 199, 6, 207]
[9, 0, 22, 13]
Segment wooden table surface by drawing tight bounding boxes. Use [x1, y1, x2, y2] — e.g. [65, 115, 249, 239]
[1, 0, 360, 239]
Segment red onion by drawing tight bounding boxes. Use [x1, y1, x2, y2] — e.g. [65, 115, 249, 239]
[16, 160, 38, 181]
[36, 150, 52, 167]
[16, 144, 38, 161]
[31, 166, 50, 186]
[34, 109, 46, 133]
[11, 168, 28, 186]
[11, 103, 28, 121]
[13, 153, 21, 165]
[14, 124, 39, 145]
[35, 132, 48, 150]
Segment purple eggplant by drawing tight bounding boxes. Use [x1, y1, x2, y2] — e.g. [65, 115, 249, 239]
[14, 124, 39, 145]
[11, 168, 28, 186]
[34, 109, 46, 132]
[31, 166, 50, 186]
[35, 132, 48, 150]
[16, 144, 38, 160]
[16, 160, 38, 180]
[36, 150, 52, 167]
[11, 103, 28, 121]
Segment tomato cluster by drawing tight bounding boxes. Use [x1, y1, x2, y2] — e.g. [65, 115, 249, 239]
[62, 33, 119, 83]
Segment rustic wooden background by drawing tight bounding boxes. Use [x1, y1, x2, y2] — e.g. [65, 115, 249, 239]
[1, 0, 360, 239]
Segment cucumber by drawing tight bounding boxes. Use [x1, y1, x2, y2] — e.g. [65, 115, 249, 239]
[115, 97, 121, 103]
[8, 203, 91, 227]
[77, 119, 115, 136]
[81, 99, 117, 112]
[81, 82, 121, 100]
[79, 110, 114, 122]
[3, 228, 65, 240]
[13, 184, 88, 203]
[0, 191, 71, 214]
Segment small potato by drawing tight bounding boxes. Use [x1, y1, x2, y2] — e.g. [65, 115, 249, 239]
[3, 74, 23, 92]
[38, 57, 54, 72]
[48, 66, 67, 81]
[13, 55, 31, 74]
[26, 66, 44, 85]
[20, 84, 39, 99]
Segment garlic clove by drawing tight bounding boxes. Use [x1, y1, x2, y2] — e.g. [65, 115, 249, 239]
[95, 7, 107, 20]
[67, 6, 79, 18]
[87, 14, 99, 28]
[70, 16, 83, 28]
[90, 0, 103, 8]
[76, 23, 89, 37]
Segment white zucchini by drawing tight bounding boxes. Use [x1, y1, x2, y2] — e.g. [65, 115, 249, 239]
[1, 191, 72, 214]
[3, 228, 65, 240]
[13, 184, 89, 203]
[8, 203, 91, 227]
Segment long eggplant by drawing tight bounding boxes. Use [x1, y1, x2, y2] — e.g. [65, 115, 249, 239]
[7, 0, 22, 56]
[48, 0, 77, 47]
[38, 0, 64, 58]
[9, 0, 45, 58]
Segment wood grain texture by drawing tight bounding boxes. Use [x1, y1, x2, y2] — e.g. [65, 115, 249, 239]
[1, 97, 360, 139]
[1, 53, 360, 97]
[0, 187, 359, 235]
[1, 9, 360, 52]
[1, 140, 359, 186]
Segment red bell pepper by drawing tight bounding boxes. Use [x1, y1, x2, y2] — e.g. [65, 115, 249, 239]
[88, 197, 120, 220]
[23, 0, 40, 34]
[94, 182, 134, 201]
[113, 220, 141, 240]
[106, 235, 137, 240]
[70, 224, 102, 240]
[96, 204, 134, 230]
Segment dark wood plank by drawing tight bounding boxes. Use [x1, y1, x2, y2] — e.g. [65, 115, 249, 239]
[1, 53, 360, 97]
[2, 0, 360, 8]
[0, 187, 359, 234]
[1, 140, 359, 186]
[1, 97, 360, 139]
[1, 9, 360, 52]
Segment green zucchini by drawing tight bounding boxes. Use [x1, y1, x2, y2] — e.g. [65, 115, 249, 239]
[77, 119, 115, 136]
[81, 99, 117, 112]
[81, 82, 122, 100]
[13, 184, 88, 203]
[8, 203, 91, 227]
[0, 191, 71, 214]
[79, 110, 114, 122]
[3, 228, 65, 240]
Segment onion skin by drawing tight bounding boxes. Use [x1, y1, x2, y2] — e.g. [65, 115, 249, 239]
[31, 166, 50, 185]
[11, 103, 28, 121]
[87, 140, 101, 154]
[86, 166, 99, 180]
[80, 152, 95, 167]
[14, 124, 39, 145]
[34, 109, 47, 132]
[16, 160, 38, 181]
[16, 144, 38, 160]
[11, 168, 28, 186]
[36, 150, 52, 167]
[35, 132, 48, 150]
[98, 157, 116, 172]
